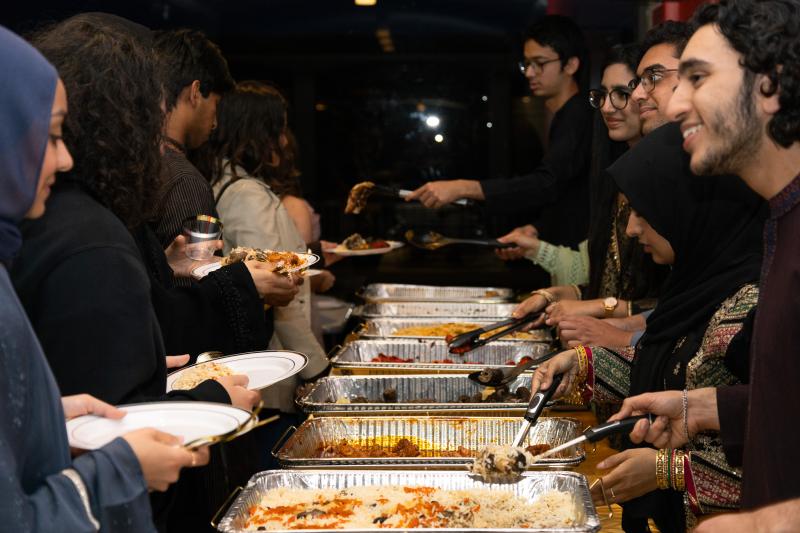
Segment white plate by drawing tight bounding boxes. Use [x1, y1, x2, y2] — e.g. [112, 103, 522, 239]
[66, 402, 251, 450]
[191, 252, 320, 280]
[166, 350, 308, 392]
[331, 240, 404, 256]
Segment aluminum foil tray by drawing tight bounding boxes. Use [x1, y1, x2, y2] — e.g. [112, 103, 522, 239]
[274, 416, 585, 468]
[358, 283, 514, 303]
[298, 374, 536, 414]
[331, 338, 552, 372]
[216, 469, 600, 532]
[354, 301, 518, 319]
[359, 317, 552, 342]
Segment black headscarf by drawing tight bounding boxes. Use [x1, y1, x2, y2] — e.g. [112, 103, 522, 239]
[609, 122, 764, 397]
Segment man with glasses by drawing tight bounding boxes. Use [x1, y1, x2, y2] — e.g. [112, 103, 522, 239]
[407, 15, 593, 249]
[629, 21, 693, 135]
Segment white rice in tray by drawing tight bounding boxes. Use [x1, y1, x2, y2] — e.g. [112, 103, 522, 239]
[244, 486, 576, 530]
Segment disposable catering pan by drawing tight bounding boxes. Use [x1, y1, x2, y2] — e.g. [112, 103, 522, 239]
[353, 301, 518, 319]
[272, 416, 585, 469]
[214, 469, 600, 532]
[358, 317, 552, 342]
[297, 374, 537, 415]
[358, 283, 514, 303]
[330, 338, 552, 373]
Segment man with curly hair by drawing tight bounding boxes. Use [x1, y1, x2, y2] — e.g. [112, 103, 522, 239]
[610, 0, 800, 530]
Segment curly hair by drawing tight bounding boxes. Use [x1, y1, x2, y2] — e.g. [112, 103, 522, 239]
[692, 0, 800, 147]
[153, 29, 235, 112]
[640, 20, 693, 59]
[31, 15, 164, 228]
[197, 81, 302, 197]
[525, 15, 589, 88]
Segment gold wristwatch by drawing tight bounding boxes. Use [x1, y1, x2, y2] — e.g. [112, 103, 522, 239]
[603, 297, 618, 318]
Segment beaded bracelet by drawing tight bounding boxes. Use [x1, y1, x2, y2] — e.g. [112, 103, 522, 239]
[682, 389, 693, 450]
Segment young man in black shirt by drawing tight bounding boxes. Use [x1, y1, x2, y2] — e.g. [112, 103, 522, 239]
[407, 15, 593, 247]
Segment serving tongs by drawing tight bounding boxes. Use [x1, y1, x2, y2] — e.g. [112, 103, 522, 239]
[528, 414, 656, 462]
[511, 373, 564, 447]
[183, 401, 279, 450]
[406, 229, 515, 251]
[447, 311, 542, 354]
[468, 348, 561, 387]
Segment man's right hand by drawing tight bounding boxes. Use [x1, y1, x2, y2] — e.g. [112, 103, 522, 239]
[609, 387, 719, 448]
[244, 260, 299, 306]
[405, 179, 484, 209]
[122, 428, 209, 492]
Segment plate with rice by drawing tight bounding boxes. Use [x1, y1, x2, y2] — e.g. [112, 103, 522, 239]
[191, 248, 319, 280]
[66, 401, 252, 450]
[166, 350, 308, 392]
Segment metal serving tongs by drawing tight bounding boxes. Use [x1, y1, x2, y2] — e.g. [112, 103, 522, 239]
[183, 401, 279, 450]
[346, 181, 471, 214]
[448, 311, 542, 354]
[406, 229, 514, 251]
[468, 348, 561, 387]
[512, 373, 564, 447]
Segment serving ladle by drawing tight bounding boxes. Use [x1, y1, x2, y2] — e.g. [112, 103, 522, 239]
[405, 230, 515, 251]
[468, 348, 561, 387]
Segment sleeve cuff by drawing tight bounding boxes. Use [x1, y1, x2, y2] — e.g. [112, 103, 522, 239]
[630, 329, 645, 347]
[167, 378, 232, 404]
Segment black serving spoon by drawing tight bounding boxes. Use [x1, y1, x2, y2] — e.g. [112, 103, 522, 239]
[405, 230, 515, 251]
[468, 348, 561, 387]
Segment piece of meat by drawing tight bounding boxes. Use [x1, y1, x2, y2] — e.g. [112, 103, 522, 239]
[344, 181, 375, 214]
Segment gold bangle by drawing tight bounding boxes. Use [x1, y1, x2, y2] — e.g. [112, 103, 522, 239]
[532, 289, 556, 305]
[574, 345, 588, 381]
[672, 450, 686, 491]
[656, 449, 670, 490]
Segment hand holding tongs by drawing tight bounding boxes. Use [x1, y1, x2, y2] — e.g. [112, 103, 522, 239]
[448, 312, 542, 354]
[512, 373, 564, 447]
[468, 348, 561, 387]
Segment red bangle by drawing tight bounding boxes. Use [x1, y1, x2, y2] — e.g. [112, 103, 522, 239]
[684, 452, 700, 514]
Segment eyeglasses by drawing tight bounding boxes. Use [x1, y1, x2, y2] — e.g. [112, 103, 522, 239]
[628, 68, 678, 93]
[518, 57, 561, 75]
[588, 88, 632, 110]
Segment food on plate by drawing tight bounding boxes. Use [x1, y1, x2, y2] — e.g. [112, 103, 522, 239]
[391, 322, 543, 340]
[244, 485, 576, 530]
[171, 361, 235, 390]
[327, 384, 531, 405]
[470, 444, 555, 482]
[344, 181, 375, 214]
[340, 232, 390, 250]
[220, 246, 304, 273]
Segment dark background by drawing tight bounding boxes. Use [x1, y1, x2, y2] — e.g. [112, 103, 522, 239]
[3, 0, 667, 289]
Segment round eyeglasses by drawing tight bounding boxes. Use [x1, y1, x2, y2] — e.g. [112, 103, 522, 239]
[628, 68, 678, 93]
[518, 57, 561, 75]
[588, 88, 632, 110]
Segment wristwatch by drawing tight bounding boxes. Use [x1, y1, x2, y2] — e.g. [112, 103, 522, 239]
[603, 297, 619, 318]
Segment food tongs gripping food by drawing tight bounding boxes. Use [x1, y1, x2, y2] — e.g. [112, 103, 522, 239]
[447, 311, 542, 354]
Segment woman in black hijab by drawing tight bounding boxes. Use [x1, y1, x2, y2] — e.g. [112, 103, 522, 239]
[531, 122, 764, 531]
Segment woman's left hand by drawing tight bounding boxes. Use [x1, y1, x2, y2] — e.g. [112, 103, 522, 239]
[545, 299, 603, 324]
[62, 394, 126, 422]
[591, 448, 659, 506]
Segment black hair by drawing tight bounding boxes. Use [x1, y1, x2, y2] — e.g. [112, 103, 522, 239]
[692, 0, 800, 147]
[524, 15, 589, 88]
[640, 20, 693, 60]
[32, 16, 163, 228]
[153, 29, 235, 111]
[585, 42, 668, 300]
[197, 81, 303, 197]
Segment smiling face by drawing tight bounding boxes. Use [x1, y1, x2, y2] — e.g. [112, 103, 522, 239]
[522, 39, 574, 99]
[600, 63, 642, 144]
[631, 43, 680, 135]
[667, 24, 764, 177]
[26, 79, 74, 219]
[625, 207, 675, 265]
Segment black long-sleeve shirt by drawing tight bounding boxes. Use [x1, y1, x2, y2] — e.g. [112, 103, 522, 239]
[480, 92, 593, 247]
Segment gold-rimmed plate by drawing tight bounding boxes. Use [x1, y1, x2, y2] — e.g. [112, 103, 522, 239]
[191, 252, 320, 280]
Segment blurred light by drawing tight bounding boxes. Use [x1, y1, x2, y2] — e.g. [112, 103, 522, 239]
[315, 102, 327, 112]
[486, 122, 493, 128]
[522, 96, 531, 104]
[375, 27, 394, 53]
[434, 134, 444, 143]
[355, 0, 376, 5]
[425, 115, 440, 128]
[481, 95, 488, 102]
[416, 102, 426, 112]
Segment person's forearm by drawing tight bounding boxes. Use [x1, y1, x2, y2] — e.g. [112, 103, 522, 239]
[457, 179, 485, 200]
[549, 285, 580, 301]
[689, 387, 720, 433]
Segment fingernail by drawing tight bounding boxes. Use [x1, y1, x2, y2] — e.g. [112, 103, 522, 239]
[597, 461, 606, 468]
